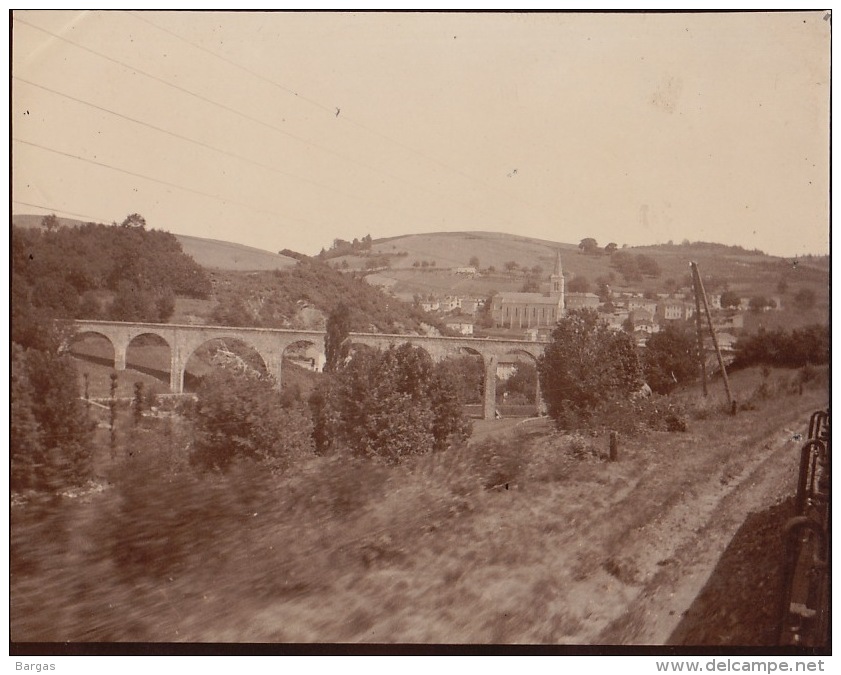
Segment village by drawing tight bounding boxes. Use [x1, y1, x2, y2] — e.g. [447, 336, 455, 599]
[400, 252, 782, 361]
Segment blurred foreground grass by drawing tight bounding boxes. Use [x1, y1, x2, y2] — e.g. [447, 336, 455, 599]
[11, 366, 828, 643]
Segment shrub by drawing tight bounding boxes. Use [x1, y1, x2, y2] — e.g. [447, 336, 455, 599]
[732, 324, 828, 370]
[539, 310, 643, 431]
[189, 368, 314, 471]
[321, 343, 471, 463]
[11, 344, 95, 492]
[643, 325, 698, 394]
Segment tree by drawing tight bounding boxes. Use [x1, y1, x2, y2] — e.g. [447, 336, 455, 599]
[498, 361, 537, 403]
[604, 242, 618, 255]
[793, 288, 816, 310]
[733, 324, 828, 369]
[441, 356, 484, 403]
[611, 251, 642, 282]
[538, 309, 643, 429]
[321, 343, 470, 462]
[41, 213, 59, 232]
[11, 344, 95, 491]
[190, 369, 313, 471]
[469, 256, 480, 268]
[567, 275, 590, 293]
[749, 295, 770, 312]
[504, 260, 519, 277]
[636, 254, 661, 278]
[324, 303, 351, 373]
[121, 213, 147, 229]
[579, 238, 599, 255]
[719, 291, 741, 309]
[642, 325, 697, 394]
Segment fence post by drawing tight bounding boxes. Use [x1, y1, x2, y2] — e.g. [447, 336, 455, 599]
[609, 431, 619, 462]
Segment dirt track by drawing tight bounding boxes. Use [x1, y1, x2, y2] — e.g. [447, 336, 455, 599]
[217, 388, 826, 645]
[588, 396, 823, 645]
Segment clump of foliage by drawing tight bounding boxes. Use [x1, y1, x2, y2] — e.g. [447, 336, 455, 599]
[210, 259, 447, 334]
[498, 361, 537, 404]
[189, 368, 314, 471]
[324, 303, 351, 373]
[610, 251, 662, 281]
[12, 216, 211, 327]
[317, 234, 373, 260]
[313, 343, 471, 463]
[793, 288, 817, 310]
[732, 324, 828, 370]
[11, 343, 95, 491]
[538, 309, 643, 431]
[442, 355, 484, 404]
[642, 324, 698, 394]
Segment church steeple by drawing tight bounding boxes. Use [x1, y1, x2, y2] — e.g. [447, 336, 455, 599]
[550, 249, 564, 298]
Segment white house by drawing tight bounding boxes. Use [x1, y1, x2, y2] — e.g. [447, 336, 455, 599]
[445, 319, 474, 335]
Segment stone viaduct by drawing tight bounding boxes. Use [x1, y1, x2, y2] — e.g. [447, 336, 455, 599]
[72, 320, 547, 420]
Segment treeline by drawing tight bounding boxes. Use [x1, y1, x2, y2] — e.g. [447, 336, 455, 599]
[317, 234, 374, 260]
[732, 325, 829, 369]
[12, 216, 212, 344]
[11, 214, 213, 491]
[655, 240, 767, 256]
[211, 259, 448, 334]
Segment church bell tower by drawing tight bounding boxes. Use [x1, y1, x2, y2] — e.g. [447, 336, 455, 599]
[549, 249, 565, 315]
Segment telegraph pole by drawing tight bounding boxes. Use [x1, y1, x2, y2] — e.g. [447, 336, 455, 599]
[690, 262, 734, 410]
[690, 263, 708, 397]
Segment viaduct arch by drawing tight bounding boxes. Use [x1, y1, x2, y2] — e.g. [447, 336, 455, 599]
[72, 320, 546, 420]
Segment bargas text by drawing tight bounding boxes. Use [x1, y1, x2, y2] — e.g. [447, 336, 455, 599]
[16, 664, 55, 672]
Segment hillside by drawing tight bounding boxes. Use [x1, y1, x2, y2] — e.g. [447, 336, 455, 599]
[174, 235, 297, 272]
[12, 214, 296, 272]
[13, 214, 827, 328]
[325, 231, 828, 318]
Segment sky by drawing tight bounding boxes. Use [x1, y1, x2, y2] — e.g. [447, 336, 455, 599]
[11, 10, 831, 258]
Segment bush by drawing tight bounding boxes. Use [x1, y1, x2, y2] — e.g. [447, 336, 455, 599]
[733, 324, 828, 370]
[190, 368, 314, 471]
[643, 325, 698, 394]
[320, 343, 471, 463]
[11, 345, 95, 492]
[539, 310, 643, 430]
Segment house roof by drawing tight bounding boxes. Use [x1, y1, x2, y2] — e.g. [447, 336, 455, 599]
[495, 292, 561, 304]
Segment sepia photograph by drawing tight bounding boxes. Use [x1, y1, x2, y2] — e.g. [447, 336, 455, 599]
[10, 9, 830, 657]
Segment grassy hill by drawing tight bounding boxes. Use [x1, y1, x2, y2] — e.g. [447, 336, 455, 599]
[174, 235, 297, 272]
[15, 213, 827, 326]
[329, 232, 828, 319]
[12, 214, 296, 272]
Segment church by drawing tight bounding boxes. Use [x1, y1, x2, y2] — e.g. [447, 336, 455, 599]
[490, 250, 565, 330]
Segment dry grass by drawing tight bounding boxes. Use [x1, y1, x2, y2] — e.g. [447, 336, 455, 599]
[10, 368, 828, 644]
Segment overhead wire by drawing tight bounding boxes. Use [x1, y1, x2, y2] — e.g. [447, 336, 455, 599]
[11, 200, 109, 224]
[13, 76, 379, 212]
[12, 76, 454, 230]
[13, 15, 514, 229]
[127, 10, 533, 212]
[13, 137, 322, 227]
